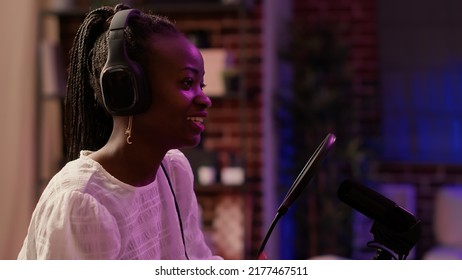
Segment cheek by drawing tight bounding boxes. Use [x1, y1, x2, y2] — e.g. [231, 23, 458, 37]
[148, 94, 188, 126]
[148, 84, 175, 112]
[146, 78, 193, 118]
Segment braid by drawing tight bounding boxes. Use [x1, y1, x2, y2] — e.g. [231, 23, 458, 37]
[64, 7, 114, 161]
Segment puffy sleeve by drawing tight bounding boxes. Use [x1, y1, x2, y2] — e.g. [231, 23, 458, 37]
[164, 150, 223, 260]
[30, 190, 121, 259]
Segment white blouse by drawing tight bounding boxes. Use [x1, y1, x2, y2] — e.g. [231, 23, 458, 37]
[18, 149, 221, 260]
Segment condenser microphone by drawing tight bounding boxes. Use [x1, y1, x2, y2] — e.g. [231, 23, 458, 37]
[256, 133, 336, 258]
[337, 179, 418, 232]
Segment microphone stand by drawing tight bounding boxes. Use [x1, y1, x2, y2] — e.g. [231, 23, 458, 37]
[367, 219, 422, 260]
[256, 210, 284, 259]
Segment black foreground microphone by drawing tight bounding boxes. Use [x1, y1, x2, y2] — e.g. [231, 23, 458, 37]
[337, 179, 418, 233]
[256, 133, 336, 258]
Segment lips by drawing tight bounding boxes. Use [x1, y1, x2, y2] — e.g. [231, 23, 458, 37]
[186, 115, 207, 132]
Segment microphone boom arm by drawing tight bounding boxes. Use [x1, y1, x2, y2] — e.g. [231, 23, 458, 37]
[256, 133, 336, 259]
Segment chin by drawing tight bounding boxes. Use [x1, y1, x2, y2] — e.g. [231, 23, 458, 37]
[182, 136, 202, 148]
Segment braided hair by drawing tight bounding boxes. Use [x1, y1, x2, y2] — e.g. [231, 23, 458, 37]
[64, 4, 180, 161]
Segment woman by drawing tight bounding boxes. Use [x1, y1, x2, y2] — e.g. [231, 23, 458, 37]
[18, 4, 220, 260]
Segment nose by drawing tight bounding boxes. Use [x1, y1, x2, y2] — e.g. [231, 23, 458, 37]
[195, 91, 212, 108]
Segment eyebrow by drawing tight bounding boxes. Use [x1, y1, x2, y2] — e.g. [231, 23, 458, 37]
[181, 66, 200, 74]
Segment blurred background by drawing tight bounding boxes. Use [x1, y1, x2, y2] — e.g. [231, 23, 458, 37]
[2, 0, 462, 260]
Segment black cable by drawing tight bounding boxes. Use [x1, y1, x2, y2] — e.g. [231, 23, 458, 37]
[161, 163, 189, 260]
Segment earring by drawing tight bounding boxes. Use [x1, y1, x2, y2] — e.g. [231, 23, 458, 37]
[125, 116, 133, 145]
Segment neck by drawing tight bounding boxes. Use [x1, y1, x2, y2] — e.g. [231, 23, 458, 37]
[89, 136, 168, 187]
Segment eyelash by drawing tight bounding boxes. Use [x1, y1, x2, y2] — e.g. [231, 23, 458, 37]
[182, 78, 206, 90]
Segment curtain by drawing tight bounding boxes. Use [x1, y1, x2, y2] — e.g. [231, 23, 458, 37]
[0, 0, 38, 259]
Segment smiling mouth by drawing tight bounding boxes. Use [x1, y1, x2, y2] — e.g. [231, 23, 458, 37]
[187, 117, 205, 124]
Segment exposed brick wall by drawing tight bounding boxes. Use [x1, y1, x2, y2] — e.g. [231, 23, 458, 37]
[293, 0, 381, 140]
[290, 0, 381, 259]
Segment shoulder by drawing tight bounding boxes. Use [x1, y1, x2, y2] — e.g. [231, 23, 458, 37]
[163, 149, 192, 174]
[43, 156, 98, 194]
[34, 156, 119, 229]
[161, 149, 194, 191]
[164, 149, 189, 163]
[39, 154, 118, 205]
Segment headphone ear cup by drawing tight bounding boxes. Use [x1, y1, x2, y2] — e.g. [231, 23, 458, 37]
[100, 9, 151, 116]
[100, 63, 151, 116]
[128, 61, 151, 113]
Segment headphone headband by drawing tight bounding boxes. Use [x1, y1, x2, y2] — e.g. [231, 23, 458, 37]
[109, 9, 139, 31]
